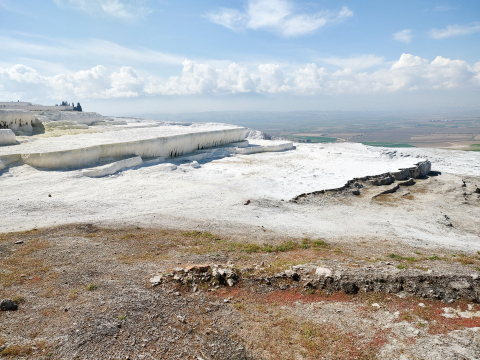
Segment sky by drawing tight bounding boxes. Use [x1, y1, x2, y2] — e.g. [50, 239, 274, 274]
[1, 0, 480, 115]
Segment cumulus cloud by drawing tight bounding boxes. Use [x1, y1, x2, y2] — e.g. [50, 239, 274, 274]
[430, 23, 480, 39]
[53, 0, 150, 19]
[393, 29, 413, 44]
[0, 64, 147, 100]
[2, 54, 480, 100]
[205, 0, 353, 37]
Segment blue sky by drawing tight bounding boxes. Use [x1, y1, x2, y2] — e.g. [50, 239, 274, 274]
[1, 0, 480, 115]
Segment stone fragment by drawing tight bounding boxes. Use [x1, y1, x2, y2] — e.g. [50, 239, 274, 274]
[185, 264, 210, 273]
[315, 267, 332, 277]
[149, 275, 162, 286]
[341, 281, 359, 294]
[0, 299, 18, 311]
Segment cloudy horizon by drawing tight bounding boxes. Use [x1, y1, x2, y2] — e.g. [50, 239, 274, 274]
[1, 0, 479, 115]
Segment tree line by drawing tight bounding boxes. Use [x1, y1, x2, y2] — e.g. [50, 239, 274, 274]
[56, 101, 82, 111]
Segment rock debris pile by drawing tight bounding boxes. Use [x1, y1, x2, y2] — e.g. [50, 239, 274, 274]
[150, 264, 240, 289]
[152, 262, 480, 303]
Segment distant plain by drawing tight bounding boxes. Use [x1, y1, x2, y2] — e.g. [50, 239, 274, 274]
[141, 110, 480, 150]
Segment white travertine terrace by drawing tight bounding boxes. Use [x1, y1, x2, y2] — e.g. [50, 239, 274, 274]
[0, 123, 248, 169]
[0, 110, 36, 133]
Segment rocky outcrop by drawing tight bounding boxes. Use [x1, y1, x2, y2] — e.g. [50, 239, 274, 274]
[152, 262, 480, 303]
[291, 160, 431, 202]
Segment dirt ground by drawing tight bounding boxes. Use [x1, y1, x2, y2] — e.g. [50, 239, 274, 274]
[1, 221, 480, 359]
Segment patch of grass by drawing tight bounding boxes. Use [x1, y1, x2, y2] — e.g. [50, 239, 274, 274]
[12, 295, 25, 304]
[306, 288, 316, 295]
[119, 233, 136, 240]
[313, 240, 328, 248]
[397, 264, 405, 269]
[181, 231, 219, 240]
[118, 314, 127, 321]
[454, 254, 477, 266]
[244, 244, 261, 254]
[0, 239, 51, 287]
[86, 284, 98, 291]
[428, 254, 443, 260]
[234, 302, 245, 310]
[262, 244, 275, 252]
[300, 238, 310, 249]
[387, 253, 417, 261]
[275, 241, 296, 252]
[1, 344, 32, 356]
[362, 142, 415, 148]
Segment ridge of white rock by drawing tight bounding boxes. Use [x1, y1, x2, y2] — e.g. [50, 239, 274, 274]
[0, 123, 248, 169]
[83, 156, 143, 177]
[0, 129, 16, 146]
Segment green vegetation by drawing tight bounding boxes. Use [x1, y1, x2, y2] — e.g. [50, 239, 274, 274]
[86, 284, 98, 291]
[362, 142, 415, 148]
[387, 253, 417, 261]
[227, 239, 328, 254]
[397, 264, 405, 269]
[468, 144, 480, 151]
[285, 135, 337, 143]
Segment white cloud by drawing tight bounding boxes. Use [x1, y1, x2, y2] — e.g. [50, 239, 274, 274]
[393, 29, 413, 44]
[205, 0, 352, 37]
[0, 35, 184, 67]
[2, 54, 480, 100]
[320, 55, 384, 70]
[205, 8, 247, 31]
[53, 0, 150, 19]
[430, 23, 480, 39]
[108, 66, 144, 97]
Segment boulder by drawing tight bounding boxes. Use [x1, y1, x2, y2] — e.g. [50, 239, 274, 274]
[0, 299, 18, 311]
